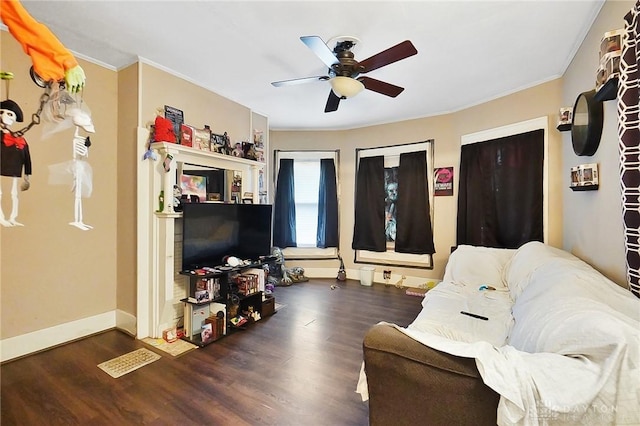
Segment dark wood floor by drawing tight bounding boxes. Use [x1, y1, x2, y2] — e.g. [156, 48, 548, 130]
[1, 279, 422, 425]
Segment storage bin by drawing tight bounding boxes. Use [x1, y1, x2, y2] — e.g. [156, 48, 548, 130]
[360, 267, 375, 286]
[262, 295, 275, 316]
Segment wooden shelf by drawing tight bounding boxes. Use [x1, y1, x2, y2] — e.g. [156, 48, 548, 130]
[594, 78, 618, 102]
[570, 184, 599, 191]
[151, 142, 265, 171]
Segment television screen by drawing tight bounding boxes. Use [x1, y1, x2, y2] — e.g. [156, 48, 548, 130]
[181, 203, 273, 270]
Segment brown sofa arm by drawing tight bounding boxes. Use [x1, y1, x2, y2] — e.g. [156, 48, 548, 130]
[363, 323, 499, 426]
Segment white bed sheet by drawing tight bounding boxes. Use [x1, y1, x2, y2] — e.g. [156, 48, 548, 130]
[357, 243, 640, 425]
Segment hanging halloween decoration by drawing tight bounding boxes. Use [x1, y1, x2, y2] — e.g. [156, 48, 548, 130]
[0, 0, 86, 93]
[0, 99, 31, 227]
[1, 0, 99, 229]
[1, 0, 87, 141]
[48, 106, 95, 230]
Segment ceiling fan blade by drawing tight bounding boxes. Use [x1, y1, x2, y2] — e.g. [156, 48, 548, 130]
[359, 76, 405, 98]
[271, 76, 329, 87]
[301, 36, 339, 68]
[324, 90, 341, 113]
[359, 40, 418, 73]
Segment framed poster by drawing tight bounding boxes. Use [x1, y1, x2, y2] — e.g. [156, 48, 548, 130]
[434, 167, 454, 196]
[164, 105, 184, 144]
[180, 174, 207, 202]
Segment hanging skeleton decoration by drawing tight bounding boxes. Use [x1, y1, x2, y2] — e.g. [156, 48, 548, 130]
[48, 107, 95, 230]
[0, 99, 31, 227]
[1, 0, 93, 229]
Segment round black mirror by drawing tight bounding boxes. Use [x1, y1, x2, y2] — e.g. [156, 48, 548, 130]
[571, 90, 603, 156]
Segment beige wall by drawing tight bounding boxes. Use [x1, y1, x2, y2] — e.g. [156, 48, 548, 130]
[139, 62, 251, 142]
[116, 63, 139, 321]
[561, 0, 631, 286]
[271, 79, 564, 281]
[1, 32, 119, 339]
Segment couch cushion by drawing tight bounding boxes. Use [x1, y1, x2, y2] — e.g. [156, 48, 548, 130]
[410, 280, 514, 347]
[443, 245, 516, 289]
[504, 241, 579, 301]
[506, 242, 640, 352]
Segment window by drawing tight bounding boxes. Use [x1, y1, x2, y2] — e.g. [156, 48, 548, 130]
[353, 141, 435, 269]
[293, 160, 321, 247]
[274, 150, 340, 259]
[459, 117, 549, 245]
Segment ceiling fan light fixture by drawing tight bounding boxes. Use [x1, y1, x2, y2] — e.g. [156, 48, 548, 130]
[330, 76, 364, 98]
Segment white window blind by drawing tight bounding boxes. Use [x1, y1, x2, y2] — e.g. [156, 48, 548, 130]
[275, 150, 339, 259]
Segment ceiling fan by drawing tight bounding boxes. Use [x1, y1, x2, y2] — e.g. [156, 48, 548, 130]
[271, 36, 418, 113]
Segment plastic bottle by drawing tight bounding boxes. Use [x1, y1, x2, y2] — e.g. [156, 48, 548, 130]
[158, 190, 164, 212]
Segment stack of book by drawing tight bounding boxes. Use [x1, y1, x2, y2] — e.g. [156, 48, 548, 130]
[189, 277, 220, 303]
[234, 273, 259, 296]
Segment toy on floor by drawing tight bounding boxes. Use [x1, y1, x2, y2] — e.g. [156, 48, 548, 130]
[267, 246, 309, 286]
[337, 254, 346, 281]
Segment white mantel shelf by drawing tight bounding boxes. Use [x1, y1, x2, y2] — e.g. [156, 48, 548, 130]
[151, 141, 265, 213]
[151, 142, 266, 171]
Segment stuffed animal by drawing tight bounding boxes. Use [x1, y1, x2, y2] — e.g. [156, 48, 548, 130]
[153, 115, 176, 143]
[232, 142, 244, 158]
[242, 142, 257, 160]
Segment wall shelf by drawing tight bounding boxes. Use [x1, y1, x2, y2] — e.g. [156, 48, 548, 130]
[594, 78, 618, 102]
[570, 184, 599, 191]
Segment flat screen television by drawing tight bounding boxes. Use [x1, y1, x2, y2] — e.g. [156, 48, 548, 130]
[181, 203, 273, 270]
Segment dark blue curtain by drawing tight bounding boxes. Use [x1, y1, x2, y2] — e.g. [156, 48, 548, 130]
[273, 158, 297, 248]
[395, 151, 435, 254]
[352, 156, 386, 251]
[316, 158, 339, 248]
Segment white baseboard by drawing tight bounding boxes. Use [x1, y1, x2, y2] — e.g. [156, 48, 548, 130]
[302, 268, 438, 288]
[116, 309, 137, 337]
[0, 311, 117, 363]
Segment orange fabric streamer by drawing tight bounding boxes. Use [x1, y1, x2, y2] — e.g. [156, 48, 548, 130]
[0, 0, 78, 82]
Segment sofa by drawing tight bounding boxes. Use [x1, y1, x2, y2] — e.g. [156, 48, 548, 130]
[359, 242, 639, 425]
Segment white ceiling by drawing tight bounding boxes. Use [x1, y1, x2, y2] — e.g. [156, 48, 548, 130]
[17, 1, 604, 131]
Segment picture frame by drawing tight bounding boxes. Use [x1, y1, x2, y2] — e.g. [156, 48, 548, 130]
[210, 132, 230, 154]
[211, 133, 226, 147]
[180, 174, 207, 202]
[434, 167, 454, 196]
[164, 105, 184, 143]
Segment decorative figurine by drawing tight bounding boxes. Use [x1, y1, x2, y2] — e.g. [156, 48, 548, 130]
[0, 99, 31, 227]
[232, 142, 244, 158]
[242, 141, 257, 160]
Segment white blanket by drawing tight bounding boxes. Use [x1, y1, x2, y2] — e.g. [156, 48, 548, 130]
[357, 243, 640, 425]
